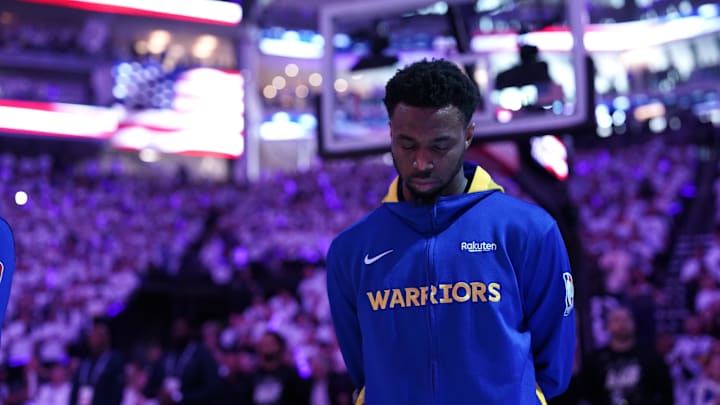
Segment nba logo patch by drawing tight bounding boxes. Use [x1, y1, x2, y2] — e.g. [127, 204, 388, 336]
[562, 272, 574, 317]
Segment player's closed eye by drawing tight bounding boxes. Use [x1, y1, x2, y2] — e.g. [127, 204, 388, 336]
[398, 141, 416, 150]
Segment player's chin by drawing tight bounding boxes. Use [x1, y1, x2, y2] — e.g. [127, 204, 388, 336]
[408, 177, 442, 193]
[408, 186, 443, 202]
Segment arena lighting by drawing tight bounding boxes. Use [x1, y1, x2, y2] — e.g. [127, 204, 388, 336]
[649, 116, 668, 132]
[192, 35, 219, 59]
[259, 112, 317, 140]
[471, 15, 720, 53]
[259, 121, 310, 140]
[404, 1, 449, 16]
[139, 148, 161, 163]
[634, 102, 666, 121]
[595, 105, 613, 129]
[259, 37, 324, 59]
[530, 135, 568, 181]
[699, 3, 719, 18]
[147, 30, 172, 54]
[21, 0, 242, 26]
[14, 191, 28, 206]
[262, 10, 720, 58]
[613, 96, 631, 111]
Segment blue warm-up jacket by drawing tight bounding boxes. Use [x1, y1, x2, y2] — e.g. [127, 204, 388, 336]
[0, 217, 14, 342]
[327, 163, 575, 404]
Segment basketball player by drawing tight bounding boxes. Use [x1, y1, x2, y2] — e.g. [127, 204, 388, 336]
[326, 59, 575, 404]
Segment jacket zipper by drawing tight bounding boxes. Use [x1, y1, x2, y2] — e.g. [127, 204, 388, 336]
[427, 205, 438, 405]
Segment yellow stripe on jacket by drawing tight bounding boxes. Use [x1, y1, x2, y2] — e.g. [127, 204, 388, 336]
[382, 165, 504, 203]
[355, 384, 546, 405]
[354, 387, 365, 405]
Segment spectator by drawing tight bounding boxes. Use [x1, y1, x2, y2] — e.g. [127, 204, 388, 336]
[696, 273, 720, 314]
[308, 347, 354, 405]
[582, 306, 673, 404]
[694, 346, 720, 405]
[145, 318, 222, 405]
[120, 361, 150, 405]
[34, 362, 72, 405]
[667, 315, 714, 404]
[69, 321, 125, 405]
[249, 331, 309, 405]
[219, 345, 255, 405]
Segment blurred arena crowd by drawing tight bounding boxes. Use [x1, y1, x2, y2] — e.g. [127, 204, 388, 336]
[0, 122, 720, 404]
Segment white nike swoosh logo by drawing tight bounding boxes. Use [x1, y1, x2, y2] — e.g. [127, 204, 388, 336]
[364, 249, 394, 265]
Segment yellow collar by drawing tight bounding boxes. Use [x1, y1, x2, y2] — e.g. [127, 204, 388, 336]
[382, 166, 504, 203]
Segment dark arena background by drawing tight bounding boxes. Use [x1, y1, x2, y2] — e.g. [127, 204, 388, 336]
[0, 0, 720, 403]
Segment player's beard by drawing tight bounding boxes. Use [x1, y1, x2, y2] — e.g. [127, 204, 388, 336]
[393, 154, 464, 205]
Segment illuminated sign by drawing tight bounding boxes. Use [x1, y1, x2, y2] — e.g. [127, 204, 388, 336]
[22, 0, 242, 26]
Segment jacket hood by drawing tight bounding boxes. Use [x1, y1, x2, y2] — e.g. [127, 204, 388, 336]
[381, 162, 505, 235]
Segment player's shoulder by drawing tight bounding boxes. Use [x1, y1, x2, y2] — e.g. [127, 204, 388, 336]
[0, 216, 12, 234]
[486, 192, 556, 230]
[0, 216, 14, 250]
[329, 206, 387, 252]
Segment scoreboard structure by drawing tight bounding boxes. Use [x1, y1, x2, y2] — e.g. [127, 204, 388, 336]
[317, 0, 593, 157]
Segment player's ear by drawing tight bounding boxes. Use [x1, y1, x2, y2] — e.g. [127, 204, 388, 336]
[464, 122, 475, 149]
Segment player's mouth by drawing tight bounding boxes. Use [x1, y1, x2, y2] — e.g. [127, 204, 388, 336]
[409, 178, 438, 192]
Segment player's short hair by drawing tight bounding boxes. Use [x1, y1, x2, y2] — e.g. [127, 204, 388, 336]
[383, 59, 480, 125]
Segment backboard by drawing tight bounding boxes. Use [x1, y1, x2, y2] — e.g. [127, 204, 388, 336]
[318, 0, 592, 156]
